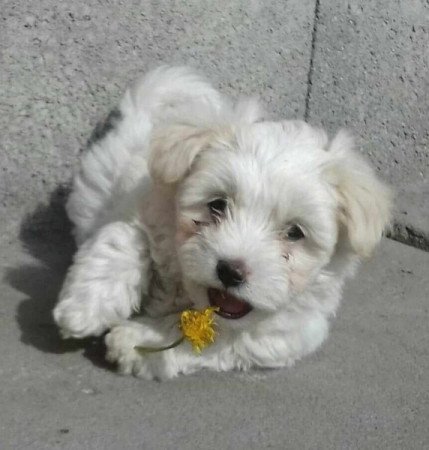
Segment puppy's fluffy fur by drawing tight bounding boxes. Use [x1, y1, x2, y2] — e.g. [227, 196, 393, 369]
[53, 66, 392, 379]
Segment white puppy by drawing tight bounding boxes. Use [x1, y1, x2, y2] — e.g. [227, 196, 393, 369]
[53, 66, 392, 380]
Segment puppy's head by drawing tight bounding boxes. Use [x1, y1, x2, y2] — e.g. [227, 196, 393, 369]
[149, 119, 392, 326]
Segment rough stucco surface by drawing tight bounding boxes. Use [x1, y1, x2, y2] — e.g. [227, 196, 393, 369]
[1, 1, 429, 448]
[307, 0, 429, 239]
[1, 0, 314, 237]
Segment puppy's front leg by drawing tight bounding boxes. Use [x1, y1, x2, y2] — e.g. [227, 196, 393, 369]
[105, 316, 233, 380]
[53, 221, 149, 338]
[105, 315, 183, 380]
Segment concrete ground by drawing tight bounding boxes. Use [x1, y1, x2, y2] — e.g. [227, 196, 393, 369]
[1, 1, 428, 449]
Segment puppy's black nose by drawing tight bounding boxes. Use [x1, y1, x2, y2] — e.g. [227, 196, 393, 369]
[216, 259, 246, 288]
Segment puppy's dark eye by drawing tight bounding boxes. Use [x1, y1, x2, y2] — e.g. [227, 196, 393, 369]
[286, 224, 305, 241]
[208, 198, 227, 216]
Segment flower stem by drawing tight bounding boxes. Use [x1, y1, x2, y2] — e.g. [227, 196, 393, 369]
[134, 336, 185, 355]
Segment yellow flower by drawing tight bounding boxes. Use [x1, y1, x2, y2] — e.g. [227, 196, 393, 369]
[180, 307, 219, 353]
[134, 307, 219, 356]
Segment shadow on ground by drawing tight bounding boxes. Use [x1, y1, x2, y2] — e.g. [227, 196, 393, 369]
[5, 185, 112, 369]
[4, 110, 122, 370]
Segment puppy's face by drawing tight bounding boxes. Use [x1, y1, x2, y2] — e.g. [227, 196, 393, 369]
[149, 121, 391, 326]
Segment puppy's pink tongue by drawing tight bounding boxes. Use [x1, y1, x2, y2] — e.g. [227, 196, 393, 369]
[208, 288, 252, 319]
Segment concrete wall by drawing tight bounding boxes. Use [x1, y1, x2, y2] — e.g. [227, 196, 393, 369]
[307, 0, 428, 247]
[1, 1, 427, 244]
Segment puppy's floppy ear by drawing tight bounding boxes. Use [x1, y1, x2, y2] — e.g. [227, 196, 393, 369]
[148, 124, 220, 184]
[324, 130, 393, 258]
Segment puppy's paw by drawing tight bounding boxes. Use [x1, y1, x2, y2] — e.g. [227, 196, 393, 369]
[53, 300, 106, 339]
[105, 322, 178, 380]
[105, 323, 146, 376]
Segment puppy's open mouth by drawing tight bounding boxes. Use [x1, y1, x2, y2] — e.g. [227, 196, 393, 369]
[208, 288, 253, 319]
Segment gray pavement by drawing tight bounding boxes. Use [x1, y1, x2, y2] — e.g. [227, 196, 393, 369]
[1, 236, 428, 449]
[1, 1, 428, 449]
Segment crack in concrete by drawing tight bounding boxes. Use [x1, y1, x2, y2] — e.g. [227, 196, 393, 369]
[387, 222, 429, 252]
[304, 0, 320, 122]
[302, 0, 428, 253]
